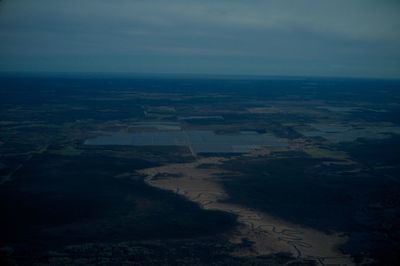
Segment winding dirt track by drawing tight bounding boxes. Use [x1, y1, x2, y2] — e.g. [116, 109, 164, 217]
[139, 157, 354, 265]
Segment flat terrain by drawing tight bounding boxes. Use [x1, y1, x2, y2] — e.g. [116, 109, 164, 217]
[1, 76, 399, 265]
[140, 157, 352, 265]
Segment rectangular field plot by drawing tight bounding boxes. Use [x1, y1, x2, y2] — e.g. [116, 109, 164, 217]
[84, 130, 288, 154]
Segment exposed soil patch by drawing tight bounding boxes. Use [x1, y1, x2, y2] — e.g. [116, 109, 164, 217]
[139, 157, 354, 265]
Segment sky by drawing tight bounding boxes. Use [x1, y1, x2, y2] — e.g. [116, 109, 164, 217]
[0, 0, 399, 78]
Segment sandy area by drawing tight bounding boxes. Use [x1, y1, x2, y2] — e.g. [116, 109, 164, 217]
[139, 157, 354, 265]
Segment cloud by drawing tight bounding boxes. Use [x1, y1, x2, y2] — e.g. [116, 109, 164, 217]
[0, 0, 399, 78]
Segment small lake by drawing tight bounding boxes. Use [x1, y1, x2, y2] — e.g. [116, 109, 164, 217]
[300, 123, 400, 143]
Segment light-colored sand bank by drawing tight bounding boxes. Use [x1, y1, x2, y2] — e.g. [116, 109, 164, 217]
[139, 157, 354, 265]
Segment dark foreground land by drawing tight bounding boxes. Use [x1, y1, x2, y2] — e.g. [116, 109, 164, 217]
[0, 75, 399, 265]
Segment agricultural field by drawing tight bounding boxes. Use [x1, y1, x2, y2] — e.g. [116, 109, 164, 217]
[1, 76, 400, 265]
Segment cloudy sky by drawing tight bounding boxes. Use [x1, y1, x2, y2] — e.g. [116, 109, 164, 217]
[0, 0, 399, 78]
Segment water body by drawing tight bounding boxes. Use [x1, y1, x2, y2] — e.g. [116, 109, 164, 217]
[317, 106, 361, 112]
[300, 123, 400, 143]
[178, 116, 224, 121]
[85, 130, 288, 154]
[129, 122, 181, 130]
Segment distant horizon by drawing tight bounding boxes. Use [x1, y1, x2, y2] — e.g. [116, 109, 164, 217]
[1, 70, 400, 82]
[1, 1, 399, 80]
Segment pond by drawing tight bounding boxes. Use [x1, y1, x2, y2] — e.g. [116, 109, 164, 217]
[300, 123, 400, 143]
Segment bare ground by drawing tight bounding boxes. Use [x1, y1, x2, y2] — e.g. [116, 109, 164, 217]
[139, 156, 354, 265]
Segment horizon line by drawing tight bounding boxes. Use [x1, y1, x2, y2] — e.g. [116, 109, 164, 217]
[0, 70, 399, 82]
